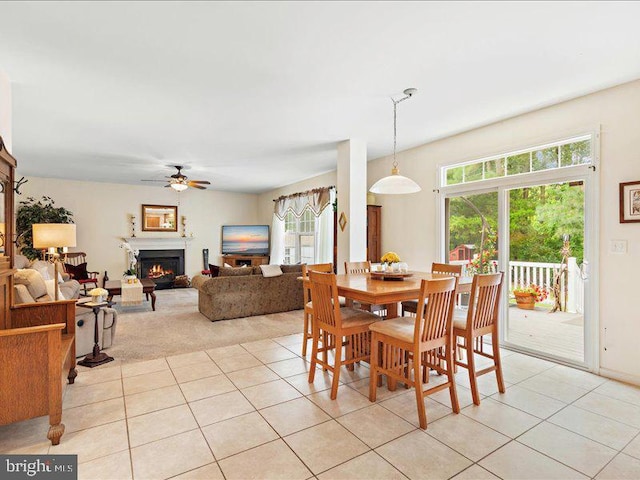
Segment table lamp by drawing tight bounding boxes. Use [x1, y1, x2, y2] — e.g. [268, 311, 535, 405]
[32, 223, 77, 301]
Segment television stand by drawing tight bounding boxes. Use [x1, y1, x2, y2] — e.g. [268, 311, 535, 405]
[222, 255, 270, 267]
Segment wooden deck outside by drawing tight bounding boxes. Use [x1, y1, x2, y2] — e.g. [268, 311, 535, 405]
[505, 305, 584, 362]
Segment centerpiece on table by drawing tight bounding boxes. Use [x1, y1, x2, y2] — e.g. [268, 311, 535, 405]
[88, 287, 108, 304]
[120, 241, 139, 283]
[380, 251, 401, 272]
[513, 284, 548, 310]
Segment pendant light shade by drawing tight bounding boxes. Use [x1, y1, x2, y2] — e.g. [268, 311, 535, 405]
[369, 88, 421, 195]
[369, 167, 421, 194]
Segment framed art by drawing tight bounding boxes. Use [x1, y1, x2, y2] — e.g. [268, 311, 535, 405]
[619, 181, 640, 223]
[142, 204, 178, 232]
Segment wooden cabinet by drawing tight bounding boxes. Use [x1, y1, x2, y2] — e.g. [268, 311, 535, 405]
[222, 255, 269, 267]
[367, 205, 381, 263]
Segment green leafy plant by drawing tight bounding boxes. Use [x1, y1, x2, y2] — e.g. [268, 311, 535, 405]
[123, 268, 137, 276]
[16, 196, 74, 260]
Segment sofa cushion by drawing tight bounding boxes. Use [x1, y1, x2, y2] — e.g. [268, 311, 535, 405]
[15, 254, 30, 269]
[15, 269, 48, 300]
[281, 264, 303, 274]
[260, 264, 283, 278]
[14, 283, 36, 304]
[44, 278, 65, 300]
[64, 262, 89, 280]
[219, 267, 253, 277]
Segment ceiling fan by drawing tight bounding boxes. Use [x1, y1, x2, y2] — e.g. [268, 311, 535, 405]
[141, 165, 211, 191]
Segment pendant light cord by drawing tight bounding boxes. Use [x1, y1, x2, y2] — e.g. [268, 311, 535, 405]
[391, 92, 414, 170]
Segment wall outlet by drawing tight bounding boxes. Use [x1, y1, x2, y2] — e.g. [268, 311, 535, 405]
[610, 240, 628, 254]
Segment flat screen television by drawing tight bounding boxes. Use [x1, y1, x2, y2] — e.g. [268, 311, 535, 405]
[221, 225, 270, 255]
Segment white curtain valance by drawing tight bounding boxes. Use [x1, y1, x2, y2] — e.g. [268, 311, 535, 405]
[273, 186, 334, 220]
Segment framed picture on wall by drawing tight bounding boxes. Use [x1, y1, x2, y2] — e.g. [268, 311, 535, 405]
[620, 181, 640, 223]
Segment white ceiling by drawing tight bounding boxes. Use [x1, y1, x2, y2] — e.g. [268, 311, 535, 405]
[1, 1, 640, 193]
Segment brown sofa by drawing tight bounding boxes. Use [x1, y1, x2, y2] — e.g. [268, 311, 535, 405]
[192, 265, 304, 322]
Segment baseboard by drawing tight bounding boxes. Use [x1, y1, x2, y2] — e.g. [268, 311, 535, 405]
[598, 367, 640, 387]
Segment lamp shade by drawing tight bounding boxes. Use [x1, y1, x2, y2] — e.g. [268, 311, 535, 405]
[369, 169, 421, 195]
[32, 223, 77, 249]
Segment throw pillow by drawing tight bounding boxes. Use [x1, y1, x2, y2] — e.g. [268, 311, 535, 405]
[223, 262, 232, 268]
[44, 278, 65, 300]
[208, 264, 220, 277]
[218, 267, 253, 277]
[14, 268, 48, 300]
[260, 264, 283, 278]
[65, 262, 89, 281]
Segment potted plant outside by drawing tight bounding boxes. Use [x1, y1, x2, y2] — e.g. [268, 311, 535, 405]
[513, 284, 548, 310]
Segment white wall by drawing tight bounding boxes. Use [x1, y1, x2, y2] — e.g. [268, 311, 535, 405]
[367, 79, 640, 382]
[19, 177, 258, 279]
[257, 170, 337, 225]
[0, 71, 11, 152]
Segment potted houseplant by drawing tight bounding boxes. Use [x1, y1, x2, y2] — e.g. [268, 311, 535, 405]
[513, 284, 548, 310]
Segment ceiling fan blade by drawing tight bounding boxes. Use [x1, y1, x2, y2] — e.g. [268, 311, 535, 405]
[164, 184, 172, 188]
[189, 180, 211, 184]
[188, 183, 207, 190]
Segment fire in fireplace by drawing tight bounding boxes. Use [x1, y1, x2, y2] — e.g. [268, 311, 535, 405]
[137, 249, 185, 289]
[147, 264, 175, 280]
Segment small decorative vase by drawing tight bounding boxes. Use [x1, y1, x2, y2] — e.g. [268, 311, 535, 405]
[515, 292, 536, 310]
[391, 262, 400, 273]
[124, 275, 137, 284]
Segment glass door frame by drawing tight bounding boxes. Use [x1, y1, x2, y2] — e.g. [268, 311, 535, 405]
[437, 142, 600, 371]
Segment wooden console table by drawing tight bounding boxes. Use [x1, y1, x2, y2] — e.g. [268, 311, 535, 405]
[222, 255, 269, 267]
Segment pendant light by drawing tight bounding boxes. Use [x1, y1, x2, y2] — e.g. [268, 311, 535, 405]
[369, 88, 421, 194]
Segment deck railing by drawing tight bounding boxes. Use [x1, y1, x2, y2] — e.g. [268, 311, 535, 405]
[451, 258, 583, 313]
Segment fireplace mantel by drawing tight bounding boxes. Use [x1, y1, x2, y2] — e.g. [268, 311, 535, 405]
[123, 237, 193, 251]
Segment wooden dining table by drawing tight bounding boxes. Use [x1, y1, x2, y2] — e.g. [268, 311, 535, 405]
[333, 272, 471, 319]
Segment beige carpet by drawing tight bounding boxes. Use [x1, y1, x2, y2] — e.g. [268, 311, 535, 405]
[103, 288, 304, 364]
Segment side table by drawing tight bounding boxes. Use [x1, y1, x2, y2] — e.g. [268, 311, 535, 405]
[77, 301, 115, 368]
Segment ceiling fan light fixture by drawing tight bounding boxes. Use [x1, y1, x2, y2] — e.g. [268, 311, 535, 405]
[170, 182, 188, 192]
[369, 87, 421, 195]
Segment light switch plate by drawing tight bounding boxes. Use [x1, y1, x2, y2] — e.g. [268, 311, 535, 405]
[610, 240, 628, 254]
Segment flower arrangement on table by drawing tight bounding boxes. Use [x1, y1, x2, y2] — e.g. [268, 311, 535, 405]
[513, 284, 549, 303]
[381, 251, 401, 265]
[88, 287, 108, 304]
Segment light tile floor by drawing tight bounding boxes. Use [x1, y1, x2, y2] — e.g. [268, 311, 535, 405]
[2, 335, 640, 479]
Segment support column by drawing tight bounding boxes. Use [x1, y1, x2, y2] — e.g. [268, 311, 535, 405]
[0, 71, 11, 152]
[336, 139, 367, 273]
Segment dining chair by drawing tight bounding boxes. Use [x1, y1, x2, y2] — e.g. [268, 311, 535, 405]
[308, 271, 379, 400]
[369, 276, 460, 429]
[401, 262, 462, 316]
[453, 272, 505, 406]
[344, 261, 387, 318]
[301, 263, 334, 356]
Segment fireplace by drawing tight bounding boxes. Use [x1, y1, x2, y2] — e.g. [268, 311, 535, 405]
[137, 249, 185, 289]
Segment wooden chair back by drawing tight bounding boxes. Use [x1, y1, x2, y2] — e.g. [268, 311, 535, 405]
[308, 271, 342, 334]
[465, 272, 504, 332]
[64, 252, 88, 266]
[344, 261, 371, 274]
[415, 276, 458, 346]
[301, 263, 333, 304]
[432, 262, 463, 277]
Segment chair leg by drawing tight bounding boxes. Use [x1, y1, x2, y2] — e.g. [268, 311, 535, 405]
[302, 311, 310, 356]
[446, 345, 460, 414]
[414, 357, 427, 429]
[322, 331, 329, 371]
[308, 327, 319, 383]
[330, 335, 342, 400]
[369, 333, 379, 402]
[466, 337, 481, 406]
[492, 335, 506, 394]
